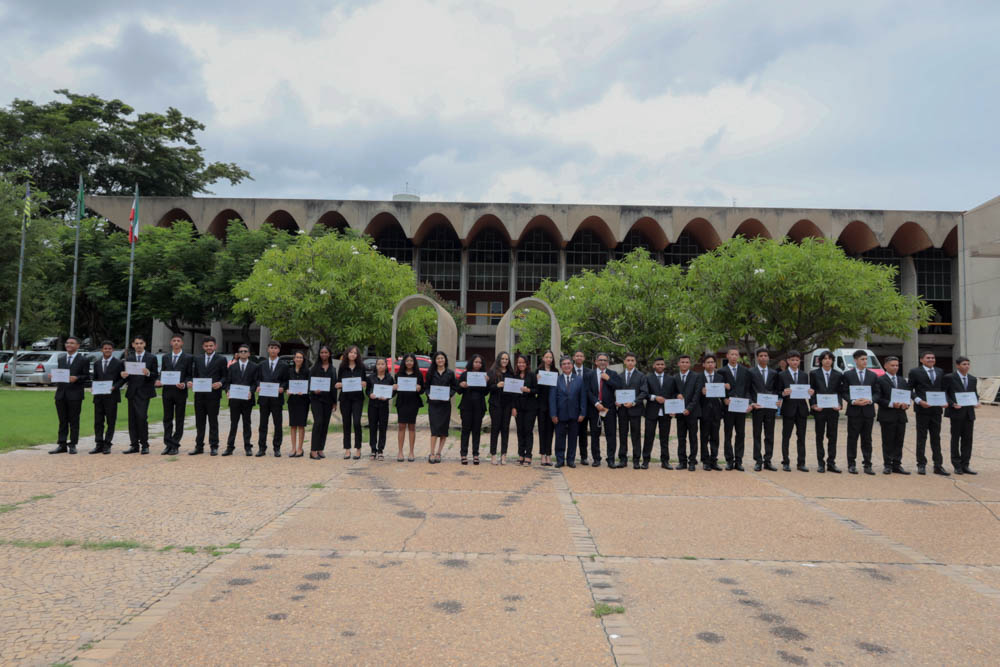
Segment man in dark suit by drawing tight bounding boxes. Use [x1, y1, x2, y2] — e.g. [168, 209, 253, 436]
[840, 349, 879, 475]
[188, 336, 228, 455]
[50, 335, 91, 454]
[223, 343, 259, 456]
[876, 356, 911, 474]
[572, 350, 594, 465]
[550, 355, 588, 468]
[642, 357, 677, 469]
[778, 350, 813, 472]
[944, 356, 979, 475]
[120, 335, 158, 455]
[675, 354, 702, 471]
[89, 340, 123, 454]
[256, 341, 289, 457]
[616, 353, 646, 468]
[157, 333, 191, 456]
[698, 354, 725, 471]
[749, 347, 779, 471]
[808, 350, 843, 473]
[908, 351, 949, 475]
[719, 346, 751, 471]
[587, 353, 620, 467]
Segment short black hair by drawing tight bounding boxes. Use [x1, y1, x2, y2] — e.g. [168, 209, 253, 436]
[559, 355, 573, 365]
[203, 336, 216, 344]
[624, 352, 636, 360]
[65, 335, 81, 343]
[237, 343, 250, 352]
[818, 350, 834, 363]
[785, 350, 801, 360]
[170, 333, 183, 341]
[956, 355, 970, 365]
[919, 350, 935, 360]
[884, 355, 899, 364]
[652, 356, 665, 363]
[755, 347, 769, 357]
[100, 340, 114, 348]
[726, 345, 741, 354]
[595, 352, 610, 361]
[267, 341, 281, 349]
[678, 354, 691, 361]
[852, 349, 868, 359]
[703, 353, 716, 363]
[132, 334, 146, 343]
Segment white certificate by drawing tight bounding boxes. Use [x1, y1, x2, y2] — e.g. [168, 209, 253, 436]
[924, 391, 947, 407]
[372, 383, 393, 400]
[705, 382, 726, 398]
[341, 376, 362, 393]
[789, 383, 811, 399]
[91, 380, 113, 395]
[663, 398, 686, 414]
[310, 376, 331, 392]
[850, 385, 872, 402]
[397, 377, 418, 392]
[955, 391, 978, 407]
[616, 389, 636, 404]
[229, 384, 251, 400]
[756, 393, 779, 410]
[288, 379, 309, 395]
[125, 361, 146, 375]
[160, 370, 181, 386]
[890, 388, 912, 406]
[428, 385, 451, 401]
[193, 377, 213, 393]
[728, 397, 750, 413]
[504, 377, 525, 394]
[537, 370, 558, 387]
[259, 382, 280, 398]
[466, 372, 487, 387]
[50, 368, 70, 383]
[816, 393, 839, 409]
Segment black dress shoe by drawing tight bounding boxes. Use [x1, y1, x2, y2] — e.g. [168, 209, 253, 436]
[710, 462, 723, 471]
[634, 461, 641, 469]
[89, 446, 103, 455]
[189, 447, 204, 456]
[221, 448, 234, 456]
[49, 444, 68, 454]
[161, 447, 172, 455]
[102, 446, 112, 454]
[255, 449, 267, 457]
[618, 459, 628, 468]
[883, 465, 892, 475]
[735, 463, 744, 471]
[827, 463, 842, 474]
[67, 445, 77, 454]
[763, 462, 777, 471]
[892, 465, 910, 475]
[210, 448, 219, 456]
[274, 450, 281, 458]
[953, 466, 963, 475]
[554, 462, 564, 468]
[703, 463, 712, 471]
[797, 465, 809, 472]
[916, 464, 926, 475]
[641, 462, 649, 469]
[245, 448, 253, 456]
[962, 466, 977, 475]
[782, 464, 791, 472]
[607, 461, 616, 468]
[662, 462, 674, 470]
[753, 462, 763, 471]
[140, 445, 149, 455]
[688, 463, 697, 471]
[580, 458, 589, 466]
[817, 463, 825, 473]
[567, 462, 576, 468]
[592, 460, 601, 467]
[725, 462, 734, 470]
[122, 445, 140, 454]
[933, 466, 950, 476]
[863, 465, 875, 475]
[848, 465, 858, 474]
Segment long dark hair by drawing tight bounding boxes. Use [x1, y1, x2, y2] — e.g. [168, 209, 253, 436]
[514, 353, 531, 378]
[312, 345, 333, 371]
[399, 353, 419, 376]
[432, 350, 449, 373]
[293, 350, 307, 371]
[468, 354, 485, 373]
[538, 349, 556, 372]
[490, 350, 511, 380]
[342, 344, 361, 368]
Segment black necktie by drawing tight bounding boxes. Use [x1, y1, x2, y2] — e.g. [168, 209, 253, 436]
[892, 376, 897, 388]
[173, 354, 179, 367]
[103, 359, 108, 373]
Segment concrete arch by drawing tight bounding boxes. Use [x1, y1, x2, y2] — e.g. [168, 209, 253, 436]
[888, 221, 933, 256]
[364, 211, 404, 239]
[733, 218, 771, 239]
[567, 215, 616, 248]
[680, 218, 722, 250]
[316, 210, 349, 233]
[518, 215, 564, 247]
[390, 295, 458, 368]
[156, 208, 193, 228]
[837, 220, 879, 254]
[206, 209, 246, 239]
[942, 226, 959, 257]
[627, 216, 669, 251]
[786, 219, 823, 243]
[263, 209, 300, 233]
[466, 214, 511, 247]
[495, 297, 561, 360]
[413, 212, 460, 245]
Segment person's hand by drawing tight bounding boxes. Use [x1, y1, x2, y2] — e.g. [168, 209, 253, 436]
[724, 398, 730, 406]
[416, 385, 422, 392]
[808, 388, 815, 396]
[577, 415, 585, 422]
[683, 409, 690, 416]
[313, 390, 321, 395]
[783, 388, 791, 396]
[143, 367, 150, 376]
[155, 380, 162, 387]
[370, 393, 377, 400]
[725, 383, 731, 390]
[552, 416, 559, 424]
[335, 382, 343, 389]
[833, 406, 840, 411]
[460, 381, 468, 388]
[601, 371, 610, 381]
[701, 386, 706, 395]
[751, 403, 760, 410]
[393, 384, 398, 390]
[497, 381, 504, 388]
[625, 402, 634, 408]
[187, 381, 193, 389]
[953, 403, 961, 410]
[120, 371, 128, 379]
[176, 383, 185, 389]
[212, 382, 222, 390]
[69, 376, 77, 383]
[278, 387, 284, 394]
[362, 381, 367, 389]
[811, 404, 820, 412]
[656, 396, 665, 404]
[512, 408, 518, 418]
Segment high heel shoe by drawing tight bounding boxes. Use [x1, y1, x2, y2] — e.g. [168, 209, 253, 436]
[473, 457, 480, 465]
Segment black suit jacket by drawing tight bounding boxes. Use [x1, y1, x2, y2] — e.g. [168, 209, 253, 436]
[675, 371, 702, 418]
[123, 352, 158, 399]
[160, 351, 192, 399]
[90, 355, 124, 403]
[258, 358, 290, 405]
[191, 353, 228, 398]
[809, 368, 843, 410]
[588, 368, 622, 412]
[616, 369, 646, 416]
[777, 368, 810, 418]
[840, 368, 879, 418]
[54, 352, 91, 401]
[749, 365, 779, 408]
[698, 371, 725, 419]
[876, 374, 911, 423]
[719, 364, 751, 399]
[908, 365, 945, 415]
[225, 360, 260, 405]
[944, 373, 978, 421]
[642, 371, 678, 419]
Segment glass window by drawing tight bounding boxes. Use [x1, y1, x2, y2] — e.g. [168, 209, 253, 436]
[516, 228, 559, 292]
[375, 225, 413, 265]
[613, 229, 655, 259]
[418, 226, 461, 292]
[914, 247, 952, 301]
[857, 246, 901, 291]
[468, 229, 509, 291]
[566, 229, 608, 276]
[663, 230, 704, 267]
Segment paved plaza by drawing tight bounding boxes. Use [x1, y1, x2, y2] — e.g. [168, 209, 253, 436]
[2, 407, 999, 666]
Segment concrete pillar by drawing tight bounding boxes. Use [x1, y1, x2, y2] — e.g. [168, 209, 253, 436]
[900, 255, 919, 370]
[259, 325, 270, 356]
[558, 247, 567, 281]
[412, 246, 421, 280]
[210, 320, 225, 352]
[151, 319, 172, 353]
[459, 247, 468, 360]
[509, 248, 517, 305]
[950, 255, 962, 359]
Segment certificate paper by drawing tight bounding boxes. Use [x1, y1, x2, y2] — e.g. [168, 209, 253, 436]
[310, 376, 331, 392]
[91, 380, 112, 395]
[50, 368, 70, 383]
[504, 378, 525, 394]
[125, 361, 146, 375]
[537, 371, 558, 387]
[466, 372, 487, 387]
[615, 389, 636, 404]
[229, 384, 251, 400]
[341, 376, 362, 393]
[789, 383, 811, 400]
[663, 398, 686, 414]
[193, 377, 213, 393]
[924, 391, 947, 407]
[705, 382, 726, 398]
[259, 382, 280, 398]
[397, 377, 418, 392]
[160, 371, 181, 386]
[955, 391, 978, 407]
[288, 379, 309, 395]
[727, 397, 750, 413]
[756, 393, 779, 410]
[372, 383, 393, 400]
[816, 393, 839, 409]
[849, 385, 872, 402]
[428, 385, 451, 401]
[890, 388, 912, 406]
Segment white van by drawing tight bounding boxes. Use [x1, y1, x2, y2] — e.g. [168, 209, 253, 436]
[806, 348, 885, 377]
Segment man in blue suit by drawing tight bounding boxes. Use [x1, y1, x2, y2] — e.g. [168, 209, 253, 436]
[549, 355, 588, 468]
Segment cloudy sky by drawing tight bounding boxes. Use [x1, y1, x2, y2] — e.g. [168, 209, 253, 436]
[1, 1, 997, 210]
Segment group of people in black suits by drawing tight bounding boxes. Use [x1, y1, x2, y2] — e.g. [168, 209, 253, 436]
[49, 337, 982, 477]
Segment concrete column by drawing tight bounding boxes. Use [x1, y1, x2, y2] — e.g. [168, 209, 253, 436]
[412, 246, 421, 281]
[259, 325, 270, 356]
[900, 255, 919, 370]
[459, 247, 469, 360]
[509, 248, 517, 305]
[558, 247, 567, 281]
[210, 320, 225, 352]
[151, 319, 172, 353]
[950, 255, 962, 359]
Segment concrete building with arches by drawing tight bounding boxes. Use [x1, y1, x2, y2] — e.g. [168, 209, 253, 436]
[85, 194, 1000, 375]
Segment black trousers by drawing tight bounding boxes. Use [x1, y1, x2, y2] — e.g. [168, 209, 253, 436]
[577, 411, 592, 460]
[618, 412, 641, 462]
[949, 417, 974, 467]
[55, 398, 83, 445]
[846, 415, 874, 466]
[880, 420, 905, 466]
[590, 409, 617, 462]
[813, 410, 839, 465]
[699, 415, 721, 463]
[127, 394, 151, 446]
[676, 414, 699, 465]
[642, 415, 671, 462]
[555, 418, 579, 464]
[723, 411, 747, 464]
[915, 411, 943, 467]
[781, 414, 808, 466]
[516, 410, 537, 458]
[341, 398, 363, 450]
[227, 399, 253, 449]
[537, 408, 554, 455]
[194, 394, 221, 448]
[489, 403, 513, 455]
[752, 409, 776, 463]
[93, 398, 118, 447]
[460, 405, 485, 457]
[162, 391, 186, 449]
[257, 397, 283, 451]
[368, 402, 389, 453]
[310, 400, 334, 451]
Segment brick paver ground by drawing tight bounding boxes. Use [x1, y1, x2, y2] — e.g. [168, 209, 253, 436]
[2, 404, 999, 666]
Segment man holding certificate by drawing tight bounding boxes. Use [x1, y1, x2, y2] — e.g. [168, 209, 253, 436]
[944, 356, 979, 475]
[89, 340, 123, 454]
[675, 355, 702, 471]
[188, 336, 228, 456]
[51, 335, 91, 455]
[616, 353, 645, 469]
[256, 342, 288, 457]
[840, 350, 879, 475]
[719, 346, 751, 471]
[749, 348, 779, 471]
[588, 353, 621, 468]
[907, 351, 949, 475]
[875, 356, 911, 474]
[120, 335, 158, 455]
[157, 334, 191, 456]
[808, 351, 843, 473]
[642, 357, 678, 469]
[778, 351, 813, 472]
[223, 344, 259, 456]
[698, 354, 725, 471]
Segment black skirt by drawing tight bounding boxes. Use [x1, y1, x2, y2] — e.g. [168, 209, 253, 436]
[428, 401, 451, 437]
[287, 394, 310, 427]
[395, 392, 422, 424]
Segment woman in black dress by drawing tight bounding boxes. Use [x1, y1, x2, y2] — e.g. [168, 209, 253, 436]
[394, 354, 423, 462]
[512, 353, 539, 466]
[286, 351, 311, 458]
[488, 351, 515, 465]
[309, 345, 337, 459]
[337, 344, 367, 460]
[535, 350, 557, 466]
[426, 350, 456, 464]
[367, 357, 394, 460]
[457, 354, 488, 465]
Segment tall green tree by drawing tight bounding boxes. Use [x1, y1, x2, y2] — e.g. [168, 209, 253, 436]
[682, 237, 933, 357]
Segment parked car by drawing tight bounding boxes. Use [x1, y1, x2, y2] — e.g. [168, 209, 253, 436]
[453, 360, 467, 380]
[806, 348, 885, 377]
[31, 336, 60, 351]
[3, 351, 62, 385]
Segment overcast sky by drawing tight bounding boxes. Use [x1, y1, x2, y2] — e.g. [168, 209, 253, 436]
[1, 1, 997, 210]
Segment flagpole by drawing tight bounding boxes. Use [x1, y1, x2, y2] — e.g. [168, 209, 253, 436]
[10, 183, 30, 388]
[124, 184, 138, 349]
[69, 174, 83, 337]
